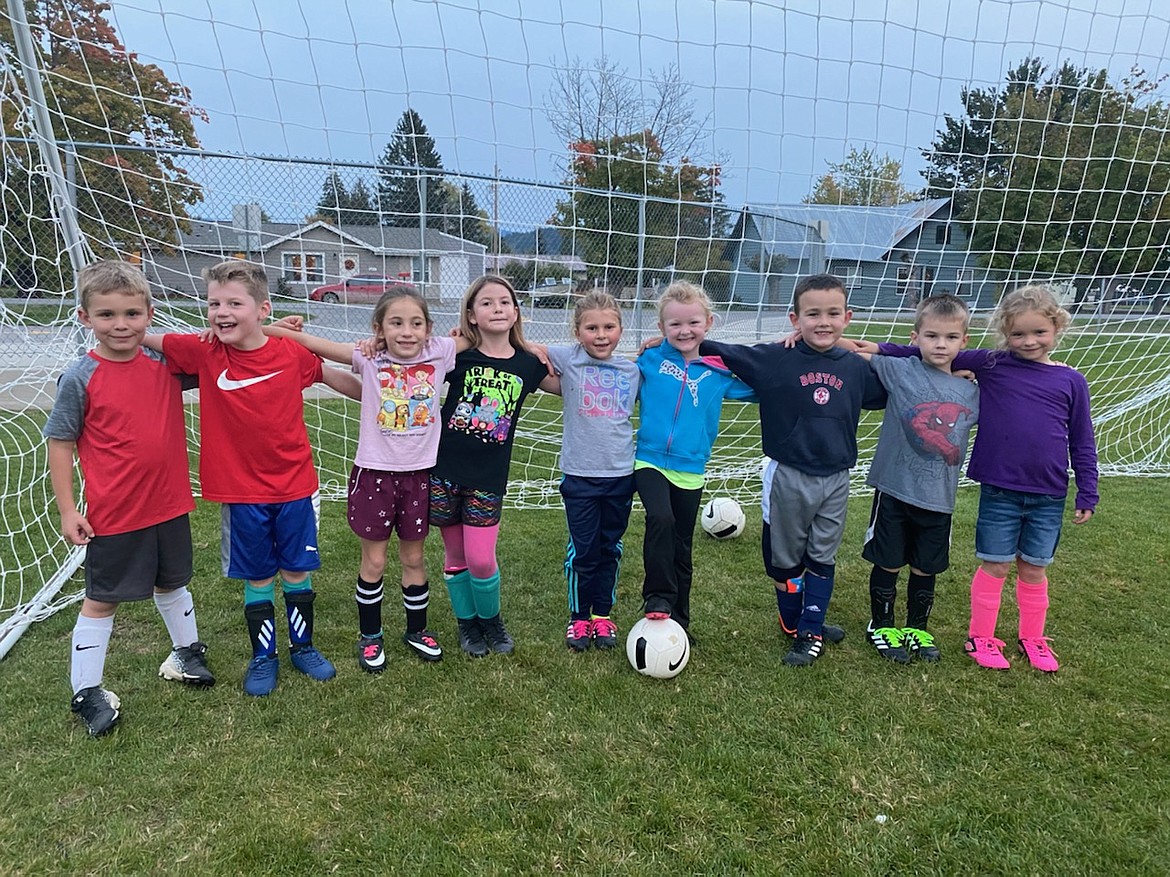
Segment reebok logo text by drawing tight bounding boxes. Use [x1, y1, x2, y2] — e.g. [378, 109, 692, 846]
[216, 369, 282, 391]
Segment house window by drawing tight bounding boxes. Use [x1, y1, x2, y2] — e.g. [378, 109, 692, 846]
[897, 265, 923, 306]
[411, 256, 431, 284]
[935, 225, 952, 245]
[842, 267, 861, 290]
[283, 252, 325, 283]
[955, 268, 973, 297]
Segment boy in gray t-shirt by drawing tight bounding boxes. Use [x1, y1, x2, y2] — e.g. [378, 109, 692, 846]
[545, 293, 642, 652]
[853, 294, 979, 664]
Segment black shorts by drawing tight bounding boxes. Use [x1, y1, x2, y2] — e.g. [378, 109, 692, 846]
[84, 514, 193, 604]
[861, 491, 951, 575]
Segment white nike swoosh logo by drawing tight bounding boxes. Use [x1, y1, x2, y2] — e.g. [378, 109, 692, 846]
[216, 369, 282, 391]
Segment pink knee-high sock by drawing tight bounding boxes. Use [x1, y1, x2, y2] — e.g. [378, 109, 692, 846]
[461, 523, 500, 580]
[1016, 578, 1050, 639]
[439, 525, 467, 573]
[969, 567, 1006, 638]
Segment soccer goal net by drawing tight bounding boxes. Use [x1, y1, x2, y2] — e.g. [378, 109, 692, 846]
[2, 0, 1169, 657]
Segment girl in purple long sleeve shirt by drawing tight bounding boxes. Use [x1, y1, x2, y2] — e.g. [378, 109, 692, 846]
[877, 285, 1098, 673]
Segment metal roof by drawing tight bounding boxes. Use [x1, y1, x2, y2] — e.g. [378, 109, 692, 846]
[746, 199, 950, 262]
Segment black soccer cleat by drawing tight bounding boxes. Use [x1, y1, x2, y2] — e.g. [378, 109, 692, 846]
[159, 641, 216, 686]
[71, 686, 121, 737]
[782, 631, 824, 667]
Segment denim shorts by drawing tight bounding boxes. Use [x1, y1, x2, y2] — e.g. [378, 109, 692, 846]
[974, 484, 1066, 567]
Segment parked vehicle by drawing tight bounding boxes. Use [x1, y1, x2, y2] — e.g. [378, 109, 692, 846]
[530, 284, 578, 308]
[309, 274, 397, 304]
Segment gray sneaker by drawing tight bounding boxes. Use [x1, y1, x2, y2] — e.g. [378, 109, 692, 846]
[159, 641, 216, 686]
[70, 686, 121, 737]
[457, 618, 489, 658]
[479, 614, 515, 654]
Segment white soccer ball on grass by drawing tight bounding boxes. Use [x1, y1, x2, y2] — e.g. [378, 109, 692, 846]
[626, 616, 691, 679]
[700, 496, 746, 540]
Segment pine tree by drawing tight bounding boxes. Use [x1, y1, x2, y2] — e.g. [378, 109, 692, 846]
[376, 109, 451, 228]
[312, 173, 378, 226]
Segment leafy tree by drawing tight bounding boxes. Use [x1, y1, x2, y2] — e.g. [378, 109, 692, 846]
[545, 58, 728, 290]
[1, 0, 204, 287]
[922, 58, 1048, 205]
[311, 171, 377, 226]
[376, 109, 452, 229]
[544, 56, 711, 166]
[497, 259, 563, 292]
[552, 131, 727, 289]
[922, 58, 1170, 277]
[805, 146, 918, 206]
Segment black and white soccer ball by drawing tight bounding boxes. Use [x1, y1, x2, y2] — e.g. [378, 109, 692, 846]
[626, 616, 690, 679]
[701, 496, 746, 539]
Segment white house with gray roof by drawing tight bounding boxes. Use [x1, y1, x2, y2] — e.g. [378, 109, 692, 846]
[725, 199, 999, 310]
[141, 205, 486, 303]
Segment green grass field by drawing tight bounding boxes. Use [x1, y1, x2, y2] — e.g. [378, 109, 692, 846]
[2, 477, 1168, 875]
[2, 316, 1168, 874]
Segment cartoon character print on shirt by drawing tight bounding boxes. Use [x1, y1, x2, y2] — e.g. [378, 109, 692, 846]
[579, 363, 634, 418]
[903, 400, 974, 466]
[448, 365, 525, 443]
[376, 360, 438, 433]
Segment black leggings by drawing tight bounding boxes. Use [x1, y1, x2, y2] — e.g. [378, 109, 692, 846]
[635, 468, 702, 630]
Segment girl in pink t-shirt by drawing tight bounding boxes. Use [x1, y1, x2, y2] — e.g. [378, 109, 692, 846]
[270, 285, 459, 671]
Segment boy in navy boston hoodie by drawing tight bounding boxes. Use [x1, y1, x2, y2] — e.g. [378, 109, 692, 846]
[700, 274, 886, 666]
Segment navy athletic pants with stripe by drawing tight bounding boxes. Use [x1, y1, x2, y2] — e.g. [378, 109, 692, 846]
[560, 474, 635, 620]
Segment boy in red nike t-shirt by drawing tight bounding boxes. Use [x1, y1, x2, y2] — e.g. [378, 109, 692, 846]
[144, 260, 359, 697]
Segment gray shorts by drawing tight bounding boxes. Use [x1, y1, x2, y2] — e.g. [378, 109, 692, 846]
[766, 462, 849, 569]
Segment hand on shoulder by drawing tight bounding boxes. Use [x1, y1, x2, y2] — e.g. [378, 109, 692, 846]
[638, 335, 664, 355]
[356, 336, 382, 359]
[840, 337, 878, 354]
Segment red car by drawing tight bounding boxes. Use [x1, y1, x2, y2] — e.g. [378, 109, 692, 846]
[308, 273, 397, 304]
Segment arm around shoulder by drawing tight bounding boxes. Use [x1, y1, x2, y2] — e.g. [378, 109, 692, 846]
[320, 364, 362, 401]
[539, 373, 562, 395]
[266, 323, 356, 365]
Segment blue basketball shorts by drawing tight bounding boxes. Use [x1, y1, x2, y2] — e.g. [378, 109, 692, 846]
[221, 493, 321, 581]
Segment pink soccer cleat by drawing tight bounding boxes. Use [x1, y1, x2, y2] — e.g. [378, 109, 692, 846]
[1018, 637, 1060, 673]
[965, 636, 1010, 670]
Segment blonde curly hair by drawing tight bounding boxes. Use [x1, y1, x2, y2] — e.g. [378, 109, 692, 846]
[990, 284, 1071, 349]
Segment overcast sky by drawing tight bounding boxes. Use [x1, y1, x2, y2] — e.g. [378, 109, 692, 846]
[105, 0, 1170, 217]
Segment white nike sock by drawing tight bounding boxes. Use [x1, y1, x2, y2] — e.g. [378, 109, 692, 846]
[71, 614, 114, 694]
[154, 586, 198, 647]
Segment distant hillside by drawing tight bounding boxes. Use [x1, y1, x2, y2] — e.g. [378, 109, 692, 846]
[502, 226, 565, 255]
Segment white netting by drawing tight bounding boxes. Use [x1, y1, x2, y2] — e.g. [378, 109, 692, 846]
[2, 0, 1169, 656]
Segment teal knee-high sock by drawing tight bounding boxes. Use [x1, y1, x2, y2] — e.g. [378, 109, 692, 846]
[470, 570, 501, 619]
[444, 569, 475, 620]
